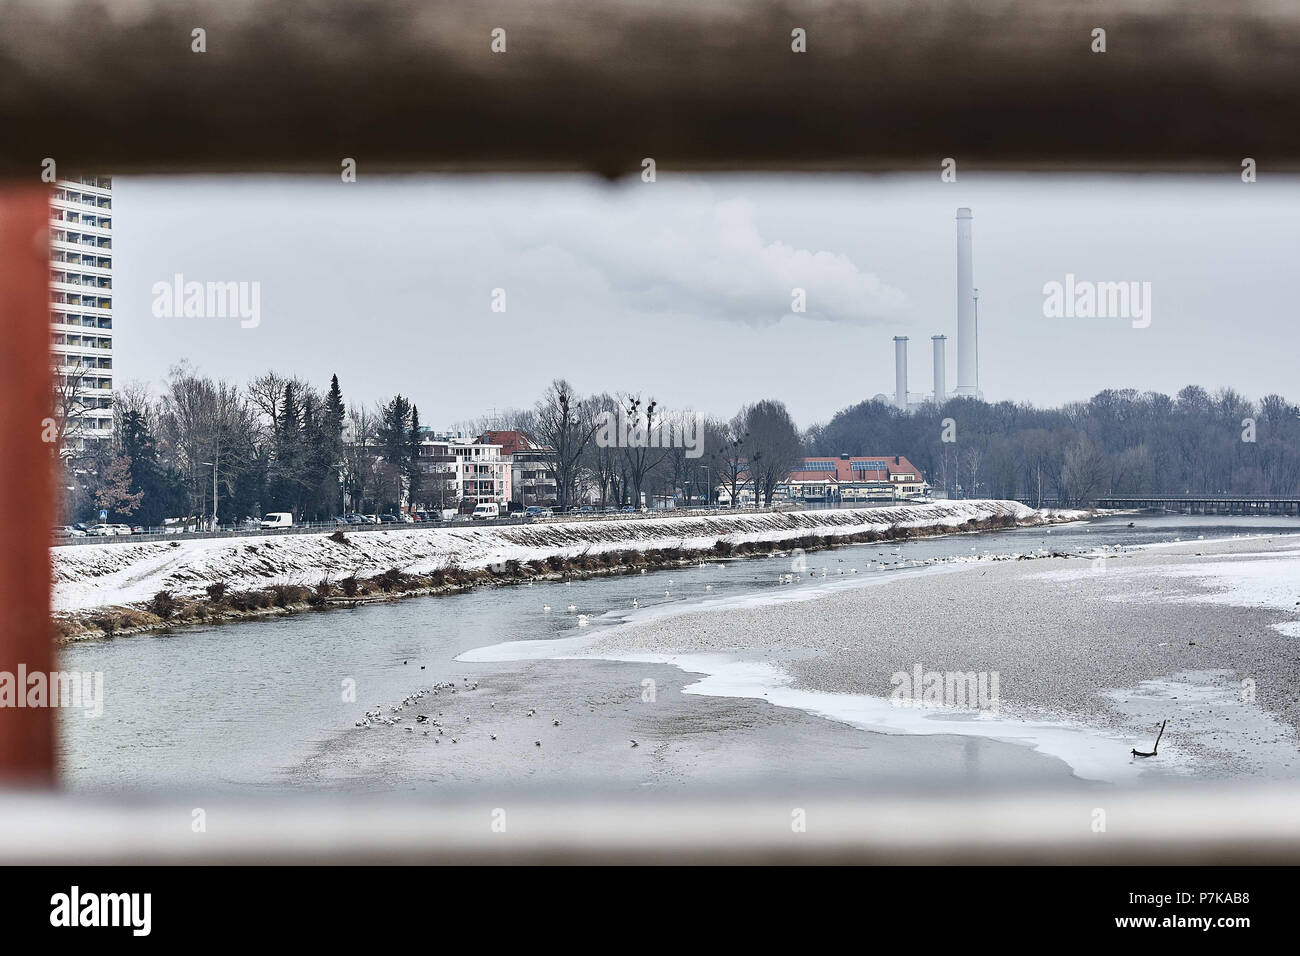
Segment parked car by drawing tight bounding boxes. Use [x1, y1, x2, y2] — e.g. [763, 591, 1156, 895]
[378, 514, 402, 524]
[579, 506, 595, 514]
[603, 506, 618, 513]
[471, 502, 501, 521]
[85, 524, 114, 536]
[523, 505, 547, 519]
[620, 505, 636, 514]
[260, 512, 294, 529]
[400, 513, 415, 523]
[130, 526, 145, 534]
[56, 525, 86, 537]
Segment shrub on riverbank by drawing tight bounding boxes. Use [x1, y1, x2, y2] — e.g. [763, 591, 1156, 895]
[147, 590, 177, 620]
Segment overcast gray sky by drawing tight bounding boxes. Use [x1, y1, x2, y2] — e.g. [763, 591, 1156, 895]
[114, 173, 1300, 429]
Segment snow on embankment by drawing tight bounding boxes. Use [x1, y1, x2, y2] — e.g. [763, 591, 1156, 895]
[52, 500, 1077, 613]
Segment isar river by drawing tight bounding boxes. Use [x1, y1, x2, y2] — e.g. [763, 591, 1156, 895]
[57, 513, 1300, 792]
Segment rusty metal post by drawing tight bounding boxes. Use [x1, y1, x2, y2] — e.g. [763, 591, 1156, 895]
[0, 186, 56, 784]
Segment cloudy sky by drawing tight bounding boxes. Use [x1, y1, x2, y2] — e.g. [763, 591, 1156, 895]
[114, 173, 1300, 429]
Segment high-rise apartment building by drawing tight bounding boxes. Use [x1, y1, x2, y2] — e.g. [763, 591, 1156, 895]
[49, 176, 114, 450]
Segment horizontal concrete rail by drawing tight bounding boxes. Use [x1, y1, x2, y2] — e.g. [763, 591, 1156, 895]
[3, 784, 1299, 863]
[2, 0, 1299, 176]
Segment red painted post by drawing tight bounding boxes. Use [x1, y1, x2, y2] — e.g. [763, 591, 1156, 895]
[0, 185, 57, 785]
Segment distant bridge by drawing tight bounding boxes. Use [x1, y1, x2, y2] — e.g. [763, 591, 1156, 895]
[1096, 496, 1300, 516]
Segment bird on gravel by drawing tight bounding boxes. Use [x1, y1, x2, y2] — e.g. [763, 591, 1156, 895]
[535, 740, 541, 747]
[630, 740, 639, 747]
[553, 719, 560, 726]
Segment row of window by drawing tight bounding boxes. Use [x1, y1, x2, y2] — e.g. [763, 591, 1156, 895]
[54, 351, 112, 369]
[52, 292, 112, 310]
[51, 230, 112, 250]
[53, 339, 112, 353]
[52, 189, 112, 208]
[56, 372, 113, 390]
[52, 312, 112, 330]
[52, 251, 112, 270]
[61, 176, 112, 191]
[52, 334, 112, 350]
[51, 270, 112, 289]
[51, 209, 112, 230]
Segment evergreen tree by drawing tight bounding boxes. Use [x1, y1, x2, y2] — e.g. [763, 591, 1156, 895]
[269, 382, 304, 514]
[406, 404, 423, 507]
[376, 394, 414, 511]
[323, 375, 346, 514]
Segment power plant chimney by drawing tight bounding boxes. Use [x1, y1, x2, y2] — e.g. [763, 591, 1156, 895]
[893, 336, 909, 408]
[931, 334, 946, 403]
[954, 208, 980, 398]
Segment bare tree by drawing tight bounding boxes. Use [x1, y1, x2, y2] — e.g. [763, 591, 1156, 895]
[716, 412, 750, 508]
[533, 379, 602, 511]
[343, 403, 378, 513]
[156, 366, 254, 525]
[1060, 434, 1110, 505]
[582, 392, 623, 506]
[620, 394, 672, 509]
[744, 400, 803, 507]
[51, 363, 93, 455]
[962, 444, 983, 499]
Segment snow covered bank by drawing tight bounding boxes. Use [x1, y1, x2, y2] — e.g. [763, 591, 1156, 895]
[53, 500, 1081, 614]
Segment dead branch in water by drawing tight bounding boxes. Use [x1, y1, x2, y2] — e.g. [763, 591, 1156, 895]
[1132, 719, 1167, 758]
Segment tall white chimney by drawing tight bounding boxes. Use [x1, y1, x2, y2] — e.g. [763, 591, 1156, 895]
[931, 334, 946, 403]
[954, 207, 980, 398]
[893, 336, 909, 408]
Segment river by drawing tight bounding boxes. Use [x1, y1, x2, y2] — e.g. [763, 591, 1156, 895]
[58, 513, 1300, 792]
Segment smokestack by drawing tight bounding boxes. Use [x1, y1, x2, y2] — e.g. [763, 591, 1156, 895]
[893, 336, 909, 408]
[955, 207, 980, 398]
[931, 335, 946, 403]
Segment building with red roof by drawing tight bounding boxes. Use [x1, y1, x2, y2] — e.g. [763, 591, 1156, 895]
[781, 454, 929, 504]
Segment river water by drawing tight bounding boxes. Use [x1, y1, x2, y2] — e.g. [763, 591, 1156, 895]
[57, 513, 1300, 791]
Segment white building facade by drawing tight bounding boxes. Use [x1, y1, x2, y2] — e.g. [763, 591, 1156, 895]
[415, 436, 508, 510]
[50, 176, 114, 450]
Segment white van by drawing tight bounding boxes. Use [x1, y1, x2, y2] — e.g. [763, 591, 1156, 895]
[471, 503, 500, 521]
[260, 512, 294, 529]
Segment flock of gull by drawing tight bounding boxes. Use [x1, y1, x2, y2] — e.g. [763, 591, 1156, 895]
[354, 674, 640, 750]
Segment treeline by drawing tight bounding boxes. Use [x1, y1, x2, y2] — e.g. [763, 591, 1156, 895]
[805, 386, 1300, 505]
[477, 380, 804, 510]
[65, 370, 1298, 525]
[63, 369, 807, 525]
[62, 365, 428, 526]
